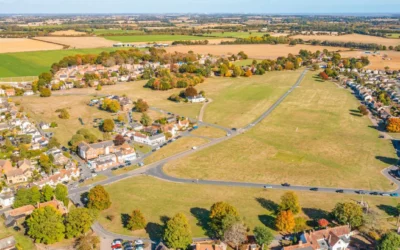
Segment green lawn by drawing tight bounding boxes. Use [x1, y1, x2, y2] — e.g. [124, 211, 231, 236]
[386, 33, 400, 39]
[104, 35, 214, 43]
[92, 29, 144, 35]
[0, 47, 130, 77]
[0, 218, 36, 249]
[202, 70, 303, 128]
[233, 59, 260, 66]
[99, 176, 398, 238]
[165, 72, 397, 191]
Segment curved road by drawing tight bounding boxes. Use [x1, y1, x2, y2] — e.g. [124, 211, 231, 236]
[68, 68, 400, 246]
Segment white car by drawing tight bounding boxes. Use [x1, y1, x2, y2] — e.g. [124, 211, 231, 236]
[192, 146, 197, 150]
[226, 133, 231, 136]
[92, 173, 97, 178]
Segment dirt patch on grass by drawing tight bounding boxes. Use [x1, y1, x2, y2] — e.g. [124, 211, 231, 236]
[0, 38, 63, 53]
[35, 36, 115, 49]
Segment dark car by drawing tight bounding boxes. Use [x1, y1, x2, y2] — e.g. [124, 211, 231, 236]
[370, 192, 379, 195]
[118, 165, 124, 169]
[356, 190, 365, 194]
[281, 183, 290, 187]
[232, 128, 237, 131]
[310, 187, 318, 191]
[78, 179, 84, 183]
[336, 189, 344, 193]
[111, 167, 118, 171]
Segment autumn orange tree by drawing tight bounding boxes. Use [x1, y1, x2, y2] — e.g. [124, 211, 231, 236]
[387, 118, 400, 132]
[275, 210, 295, 232]
[319, 72, 329, 80]
[318, 218, 329, 228]
[245, 69, 253, 77]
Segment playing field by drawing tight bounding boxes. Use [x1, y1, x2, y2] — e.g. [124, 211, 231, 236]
[0, 47, 130, 77]
[104, 34, 215, 43]
[0, 38, 63, 53]
[201, 70, 303, 128]
[292, 34, 400, 47]
[340, 50, 400, 70]
[165, 44, 350, 60]
[98, 176, 397, 238]
[165, 72, 397, 191]
[35, 36, 115, 48]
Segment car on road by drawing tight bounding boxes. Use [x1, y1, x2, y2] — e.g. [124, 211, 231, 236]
[91, 173, 97, 177]
[111, 167, 118, 171]
[381, 193, 390, 196]
[370, 192, 379, 195]
[232, 128, 237, 131]
[281, 183, 290, 187]
[336, 189, 344, 193]
[356, 190, 365, 194]
[192, 146, 197, 150]
[138, 162, 145, 167]
[310, 187, 318, 191]
[226, 133, 231, 137]
[78, 179, 84, 183]
[118, 165, 124, 169]
[391, 193, 399, 197]
[263, 185, 272, 189]
[379, 135, 385, 138]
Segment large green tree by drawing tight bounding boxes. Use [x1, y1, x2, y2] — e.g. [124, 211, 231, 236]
[127, 210, 146, 231]
[163, 213, 192, 249]
[331, 202, 363, 228]
[209, 202, 240, 238]
[102, 119, 115, 132]
[41, 185, 54, 202]
[65, 208, 96, 238]
[377, 232, 400, 250]
[279, 191, 301, 214]
[253, 226, 274, 250]
[87, 185, 111, 211]
[26, 206, 65, 244]
[54, 184, 69, 206]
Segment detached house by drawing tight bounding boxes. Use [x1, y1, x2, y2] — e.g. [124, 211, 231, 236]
[0, 159, 34, 184]
[78, 140, 115, 160]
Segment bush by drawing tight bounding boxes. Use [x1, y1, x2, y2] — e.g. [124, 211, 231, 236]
[40, 88, 51, 97]
[386, 118, 400, 132]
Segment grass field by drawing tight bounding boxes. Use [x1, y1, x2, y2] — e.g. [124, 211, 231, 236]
[98, 176, 398, 238]
[292, 34, 400, 47]
[0, 76, 38, 82]
[165, 72, 397, 191]
[386, 34, 400, 39]
[202, 70, 302, 128]
[0, 47, 130, 77]
[49, 30, 87, 36]
[104, 35, 215, 43]
[144, 137, 209, 165]
[79, 175, 108, 187]
[191, 126, 226, 138]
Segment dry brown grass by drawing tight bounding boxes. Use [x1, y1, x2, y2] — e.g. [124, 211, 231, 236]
[34, 36, 115, 49]
[191, 126, 226, 138]
[340, 50, 400, 70]
[165, 44, 350, 60]
[0, 38, 63, 53]
[48, 30, 87, 36]
[292, 34, 400, 47]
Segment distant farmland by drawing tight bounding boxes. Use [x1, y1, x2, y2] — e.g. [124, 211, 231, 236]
[104, 34, 215, 43]
[0, 47, 129, 77]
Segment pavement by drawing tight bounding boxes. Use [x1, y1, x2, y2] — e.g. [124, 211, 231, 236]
[66, 68, 400, 247]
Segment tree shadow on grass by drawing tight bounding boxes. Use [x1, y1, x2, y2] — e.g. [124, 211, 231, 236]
[146, 222, 164, 242]
[190, 207, 212, 237]
[255, 197, 279, 214]
[349, 112, 363, 117]
[121, 213, 130, 228]
[258, 214, 276, 230]
[375, 156, 399, 166]
[349, 109, 360, 113]
[377, 204, 398, 217]
[302, 208, 330, 220]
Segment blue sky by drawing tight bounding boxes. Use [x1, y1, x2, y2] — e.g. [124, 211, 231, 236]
[1, 0, 400, 14]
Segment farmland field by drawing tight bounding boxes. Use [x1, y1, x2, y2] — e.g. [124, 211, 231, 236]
[292, 34, 400, 47]
[207, 31, 286, 38]
[48, 30, 87, 36]
[35, 36, 115, 48]
[98, 176, 397, 238]
[165, 72, 397, 191]
[0, 38, 63, 53]
[92, 29, 144, 35]
[340, 50, 400, 70]
[104, 34, 215, 43]
[0, 47, 130, 77]
[165, 44, 351, 59]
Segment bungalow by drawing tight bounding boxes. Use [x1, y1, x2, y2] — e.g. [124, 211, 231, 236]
[187, 95, 206, 103]
[282, 225, 352, 250]
[133, 132, 166, 146]
[177, 119, 190, 130]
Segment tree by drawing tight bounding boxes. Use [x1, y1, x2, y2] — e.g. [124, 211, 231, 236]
[127, 209, 146, 231]
[74, 233, 100, 250]
[48, 137, 61, 149]
[185, 86, 198, 98]
[332, 202, 363, 228]
[293, 217, 307, 233]
[54, 184, 68, 206]
[87, 185, 111, 211]
[140, 113, 152, 126]
[253, 226, 274, 250]
[279, 191, 301, 214]
[59, 109, 70, 119]
[96, 84, 102, 91]
[358, 105, 368, 116]
[318, 218, 329, 228]
[117, 114, 126, 123]
[233, 66, 243, 77]
[319, 71, 329, 80]
[134, 99, 149, 112]
[377, 232, 400, 250]
[41, 185, 54, 202]
[244, 69, 253, 77]
[163, 213, 192, 249]
[386, 118, 400, 133]
[102, 119, 114, 132]
[275, 210, 295, 232]
[312, 64, 320, 71]
[31, 186, 41, 204]
[224, 222, 247, 250]
[114, 134, 125, 146]
[26, 206, 65, 244]
[40, 88, 51, 97]
[39, 153, 52, 174]
[14, 188, 34, 208]
[209, 202, 240, 238]
[65, 208, 96, 238]
[285, 61, 294, 70]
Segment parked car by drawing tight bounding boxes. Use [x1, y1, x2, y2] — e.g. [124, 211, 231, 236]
[381, 193, 390, 196]
[310, 187, 318, 191]
[91, 173, 97, 178]
[336, 189, 344, 193]
[281, 183, 290, 187]
[111, 167, 118, 171]
[391, 193, 399, 197]
[370, 192, 379, 195]
[118, 165, 124, 169]
[138, 162, 145, 167]
[192, 146, 197, 150]
[263, 185, 272, 189]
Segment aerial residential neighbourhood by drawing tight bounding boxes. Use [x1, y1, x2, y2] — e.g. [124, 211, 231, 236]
[2, 2, 400, 250]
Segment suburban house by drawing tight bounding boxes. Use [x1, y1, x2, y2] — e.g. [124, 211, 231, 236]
[133, 132, 166, 146]
[193, 242, 227, 250]
[78, 140, 115, 160]
[283, 225, 352, 250]
[46, 147, 69, 166]
[2, 159, 35, 184]
[33, 168, 80, 188]
[187, 95, 206, 103]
